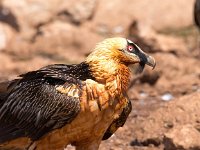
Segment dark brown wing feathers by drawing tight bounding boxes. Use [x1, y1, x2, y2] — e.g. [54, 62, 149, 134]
[102, 99, 132, 140]
[0, 62, 93, 143]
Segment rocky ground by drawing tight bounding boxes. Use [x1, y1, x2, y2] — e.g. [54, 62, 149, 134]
[0, 0, 200, 150]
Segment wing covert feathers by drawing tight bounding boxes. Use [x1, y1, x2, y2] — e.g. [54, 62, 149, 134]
[102, 99, 132, 140]
[0, 63, 93, 143]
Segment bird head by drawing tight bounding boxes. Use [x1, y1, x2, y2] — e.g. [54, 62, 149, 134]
[86, 37, 156, 82]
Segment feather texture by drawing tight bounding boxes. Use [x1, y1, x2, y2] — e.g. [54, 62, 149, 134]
[0, 62, 94, 143]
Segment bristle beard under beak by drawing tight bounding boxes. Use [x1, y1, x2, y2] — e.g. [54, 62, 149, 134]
[129, 54, 156, 74]
[129, 62, 145, 74]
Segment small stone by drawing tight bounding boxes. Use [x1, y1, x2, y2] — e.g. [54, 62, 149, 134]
[164, 121, 174, 129]
[139, 91, 148, 98]
[161, 93, 173, 101]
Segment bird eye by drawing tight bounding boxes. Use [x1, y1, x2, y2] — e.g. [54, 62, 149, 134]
[127, 45, 134, 52]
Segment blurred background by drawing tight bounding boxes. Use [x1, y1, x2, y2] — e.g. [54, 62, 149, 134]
[0, 0, 200, 150]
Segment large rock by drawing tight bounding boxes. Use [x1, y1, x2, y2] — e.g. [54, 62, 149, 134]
[130, 0, 195, 30]
[92, 0, 195, 36]
[2, 0, 97, 33]
[0, 0, 195, 62]
[2, 0, 96, 40]
[90, 0, 136, 36]
[129, 92, 200, 149]
[2, 0, 195, 32]
[164, 125, 200, 150]
[2, 0, 53, 38]
[57, 0, 97, 24]
[32, 20, 103, 62]
[0, 0, 101, 62]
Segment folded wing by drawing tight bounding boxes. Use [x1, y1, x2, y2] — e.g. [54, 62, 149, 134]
[0, 64, 84, 143]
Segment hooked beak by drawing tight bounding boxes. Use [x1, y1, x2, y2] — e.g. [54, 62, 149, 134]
[145, 55, 156, 69]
